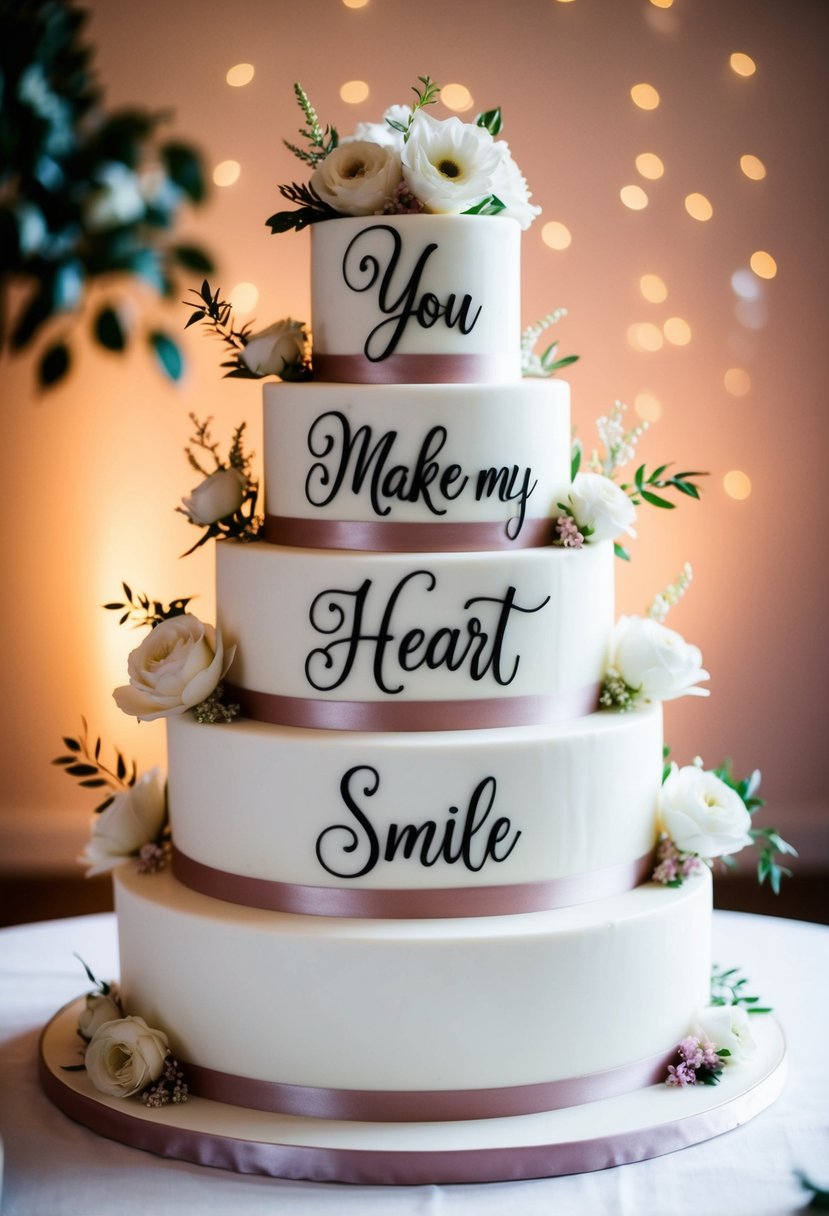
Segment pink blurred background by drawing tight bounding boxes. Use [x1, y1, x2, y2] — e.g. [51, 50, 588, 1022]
[1, 0, 827, 916]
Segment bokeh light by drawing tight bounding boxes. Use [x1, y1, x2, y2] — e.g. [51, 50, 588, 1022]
[630, 83, 660, 110]
[685, 192, 713, 221]
[226, 63, 254, 88]
[541, 221, 572, 250]
[621, 185, 648, 210]
[724, 368, 752, 397]
[640, 273, 668, 303]
[441, 83, 474, 112]
[635, 152, 664, 180]
[730, 52, 757, 77]
[212, 160, 240, 187]
[750, 250, 777, 279]
[342, 0, 369, 7]
[340, 80, 370, 104]
[724, 470, 752, 500]
[229, 282, 259, 315]
[731, 269, 762, 300]
[627, 323, 664, 352]
[635, 392, 662, 421]
[740, 154, 766, 181]
[663, 316, 691, 345]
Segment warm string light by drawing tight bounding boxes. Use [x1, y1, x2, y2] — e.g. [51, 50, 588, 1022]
[663, 317, 691, 346]
[630, 83, 660, 110]
[640, 274, 668, 303]
[750, 250, 777, 279]
[627, 322, 664, 352]
[212, 160, 240, 187]
[730, 52, 757, 77]
[229, 282, 259, 315]
[685, 192, 713, 221]
[740, 154, 766, 181]
[541, 221, 572, 250]
[621, 185, 648, 210]
[634, 392, 662, 421]
[226, 63, 254, 88]
[340, 80, 369, 104]
[724, 368, 751, 397]
[441, 83, 473, 112]
[724, 470, 752, 500]
[636, 152, 664, 180]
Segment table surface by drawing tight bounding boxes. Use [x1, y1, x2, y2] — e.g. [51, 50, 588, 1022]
[1, 909, 827, 1216]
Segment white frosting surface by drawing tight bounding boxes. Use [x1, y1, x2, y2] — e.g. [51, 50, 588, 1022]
[263, 378, 570, 530]
[311, 216, 521, 376]
[167, 706, 662, 890]
[216, 540, 613, 704]
[116, 865, 711, 1093]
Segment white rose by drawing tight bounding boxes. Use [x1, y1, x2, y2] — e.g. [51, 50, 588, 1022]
[660, 763, 753, 858]
[241, 318, 307, 377]
[694, 1004, 756, 1060]
[180, 466, 245, 526]
[78, 990, 123, 1040]
[79, 767, 166, 877]
[113, 614, 235, 721]
[608, 615, 710, 702]
[85, 1016, 170, 1098]
[491, 141, 541, 230]
[342, 105, 411, 151]
[568, 472, 637, 543]
[310, 141, 402, 217]
[401, 111, 503, 215]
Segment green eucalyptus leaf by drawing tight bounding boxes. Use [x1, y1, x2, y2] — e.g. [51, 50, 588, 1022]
[641, 489, 675, 509]
[38, 341, 70, 387]
[149, 330, 184, 381]
[94, 305, 127, 351]
[161, 141, 206, 203]
[476, 107, 502, 136]
[173, 243, 214, 272]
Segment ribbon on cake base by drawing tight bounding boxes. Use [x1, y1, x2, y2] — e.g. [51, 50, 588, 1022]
[172, 845, 656, 919]
[263, 514, 554, 552]
[223, 683, 601, 733]
[172, 1050, 677, 1123]
[313, 352, 516, 385]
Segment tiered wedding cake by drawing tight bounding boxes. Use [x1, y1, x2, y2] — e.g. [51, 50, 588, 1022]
[40, 84, 786, 1185]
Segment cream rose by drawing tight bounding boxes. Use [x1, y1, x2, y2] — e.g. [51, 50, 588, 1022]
[401, 111, 502, 215]
[608, 615, 710, 703]
[78, 990, 123, 1040]
[85, 1016, 170, 1097]
[310, 141, 402, 216]
[660, 763, 753, 858]
[694, 1004, 756, 1060]
[241, 318, 307, 377]
[180, 466, 245, 526]
[113, 614, 235, 721]
[568, 472, 637, 544]
[79, 767, 166, 876]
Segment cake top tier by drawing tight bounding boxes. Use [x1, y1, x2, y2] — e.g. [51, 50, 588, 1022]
[311, 215, 522, 384]
[267, 80, 540, 385]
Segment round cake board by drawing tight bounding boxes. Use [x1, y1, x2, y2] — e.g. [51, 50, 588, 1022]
[40, 997, 786, 1186]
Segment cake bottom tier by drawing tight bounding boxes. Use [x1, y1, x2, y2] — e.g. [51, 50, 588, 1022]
[115, 864, 711, 1119]
[40, 999, 787, 1185]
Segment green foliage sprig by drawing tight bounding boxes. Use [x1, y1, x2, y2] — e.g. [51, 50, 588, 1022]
[266, 181, 341, 235]
[183, 280, 258, 378]
[103, 583, 193, 629]
[0, 0, 212, 389]
[178, 414, 261, 555]
[713, 760, 798, 893]
[710, 965, 772, 1014]
[621, 463, 707, 511]
[283, 82, 338, 167]
[386, 75, 440, 141]
[52, 718, 136, 814]
[796, 1174, 829, 1210]
[476, 107, 502, 136]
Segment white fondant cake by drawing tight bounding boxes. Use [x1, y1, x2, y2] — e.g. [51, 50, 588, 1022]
[45, 91, 782, 1184]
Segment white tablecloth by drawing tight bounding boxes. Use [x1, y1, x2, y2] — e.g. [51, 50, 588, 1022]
[0, 910, 826, 1216]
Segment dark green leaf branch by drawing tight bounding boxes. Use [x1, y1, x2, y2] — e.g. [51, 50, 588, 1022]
[103, 582, 194, 629]
[712, 759, 797, 894]
[386, 76, 440, 140]
[183, 280, 258, 378]
[709, 965, 772, 1014]
[622, 464, 707, 510]
[52, 718, 136, 814]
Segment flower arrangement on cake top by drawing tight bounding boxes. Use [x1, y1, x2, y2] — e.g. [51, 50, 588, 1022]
[266, 78, 540, 234]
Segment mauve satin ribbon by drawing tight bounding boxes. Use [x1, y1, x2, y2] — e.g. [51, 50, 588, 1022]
[313, 352, 514, 385]
[179, 1051, 675, 1123]
[38, 1009, 787, 1184]
[223, 683, 600, 732]
[171, 846, 656, 919]
[263, 514, 553, 552]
